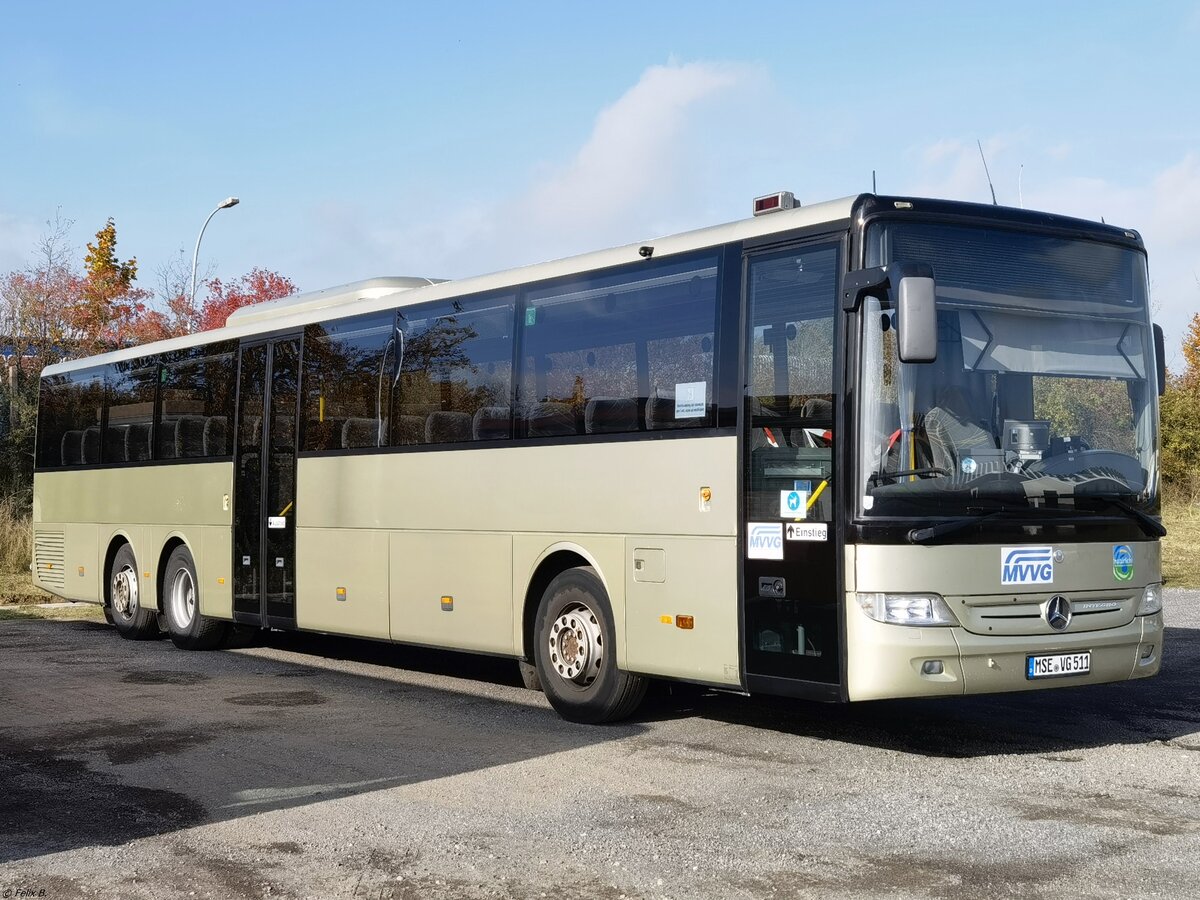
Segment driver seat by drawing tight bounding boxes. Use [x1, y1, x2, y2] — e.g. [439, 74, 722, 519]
[924, 387, 995, 473]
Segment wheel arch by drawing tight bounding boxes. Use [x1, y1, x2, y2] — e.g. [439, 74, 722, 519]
[156, 533, 195, 612]
[102, 530, 137, 608]
[519, 542, 611, 662]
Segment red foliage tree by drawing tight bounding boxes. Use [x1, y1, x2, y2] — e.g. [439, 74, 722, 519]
[197, 268, 297, 332]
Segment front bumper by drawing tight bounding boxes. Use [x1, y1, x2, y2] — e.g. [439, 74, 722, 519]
[845, 600, 1162, 701]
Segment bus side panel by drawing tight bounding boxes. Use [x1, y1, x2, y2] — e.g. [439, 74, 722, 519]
[32, 464, 233, 609]
[624, 535, 740, 685]
[391, 532, 513, 654]
[295, 528, 390, 639]
[30, 521, 99, 602]
[197, 525, 233, 619]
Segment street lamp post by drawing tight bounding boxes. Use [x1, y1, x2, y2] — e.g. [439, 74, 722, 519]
[189, 196, 240, 308]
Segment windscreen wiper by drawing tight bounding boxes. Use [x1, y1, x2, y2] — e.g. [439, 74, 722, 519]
[868, 466, 948, 486]
[1075, 495, 1166, 538]
[908, 509, 1011, 544]
[907, 505, 1076, 544]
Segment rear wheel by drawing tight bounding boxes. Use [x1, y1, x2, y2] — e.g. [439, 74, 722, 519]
[163, 545, 228, 650]
[109, 544, 157, 640]
[533, 566, 646, 724]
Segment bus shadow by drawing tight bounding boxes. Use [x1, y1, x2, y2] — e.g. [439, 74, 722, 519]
[640, 625, 1200, 759]
[0, 619, 632, 866]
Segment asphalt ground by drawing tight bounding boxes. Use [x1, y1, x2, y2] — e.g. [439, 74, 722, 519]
[1, 590, 1199, 900]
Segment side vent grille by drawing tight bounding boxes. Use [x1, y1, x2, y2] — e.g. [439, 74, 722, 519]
[34, 531, 65, 589]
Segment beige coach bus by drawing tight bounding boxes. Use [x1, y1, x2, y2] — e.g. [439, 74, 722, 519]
[32, 193, 1165, 722]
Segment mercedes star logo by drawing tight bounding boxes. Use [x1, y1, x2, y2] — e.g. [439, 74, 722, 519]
[1046, 595, 1072, 631]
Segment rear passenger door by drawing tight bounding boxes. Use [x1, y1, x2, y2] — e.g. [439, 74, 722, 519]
[233, 337, 301, 628]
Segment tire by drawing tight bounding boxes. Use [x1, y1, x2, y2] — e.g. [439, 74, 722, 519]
[533, 566, 647, 724]
[109, 544, 158, 640]
[163, 544, 228, 650]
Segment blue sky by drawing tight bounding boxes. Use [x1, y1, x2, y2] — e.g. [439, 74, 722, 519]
[2, 1, 1198, 362]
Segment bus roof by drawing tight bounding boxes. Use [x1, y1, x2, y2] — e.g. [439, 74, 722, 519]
[41, 194, 858, 376]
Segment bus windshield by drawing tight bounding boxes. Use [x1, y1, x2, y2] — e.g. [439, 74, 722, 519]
[858, 221, 1158, 519]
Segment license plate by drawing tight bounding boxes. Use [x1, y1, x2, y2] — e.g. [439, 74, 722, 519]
[1026, 652, 1091, 679]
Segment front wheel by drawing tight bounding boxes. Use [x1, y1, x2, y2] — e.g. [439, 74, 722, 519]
[533, 566, 646, 724]
[109, 544, 158, 640]
[163, 545, 228, 650]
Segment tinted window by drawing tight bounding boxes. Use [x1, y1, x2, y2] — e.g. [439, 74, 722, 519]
[303, 313, 395, 451]
[393, 295, 515, 445]
[520, 256, 719, 437]
[158, 345, 237, 459]
[36, 367, 104, 468]
[104, 361, 157, 463]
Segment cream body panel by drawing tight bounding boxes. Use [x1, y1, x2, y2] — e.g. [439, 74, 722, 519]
[623, 536, 740, 685]
[855, 541, 1161, 596]
[33, 465, 233, 610]
[33, 464, 233, 527]
[297, 529, 389, 639]
[297, 440, 735, 662]
[390, 532, 512, 652]
[296, 439, 737, 537]
[31, 522, 100, 601]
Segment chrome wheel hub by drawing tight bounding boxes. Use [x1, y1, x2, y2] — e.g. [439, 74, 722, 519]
[170, 567, 196, 629]
[548, 602, 603, 685]
[112, 566, 138, 618]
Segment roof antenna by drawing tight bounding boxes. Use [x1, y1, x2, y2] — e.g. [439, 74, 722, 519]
[1018, 164, 1024, 209]
[976, 139, 998, 205]
[872, 169, 877, 193]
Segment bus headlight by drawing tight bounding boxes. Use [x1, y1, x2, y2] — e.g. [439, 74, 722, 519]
[1136, 583, 1163, 616]
[856, 592, 957, 627]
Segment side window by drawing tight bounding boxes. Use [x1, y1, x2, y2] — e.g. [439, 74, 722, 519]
[392, 295, 515, 445]
[302, 313, 395, 451]
[104, 361, 158, 463]
[158, 346, 237, 459]
[35, 367, 104, 468]
[519, 256, 719, 437]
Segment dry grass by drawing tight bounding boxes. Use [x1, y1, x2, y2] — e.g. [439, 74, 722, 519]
[0, 495, 31, 575]
[0, 602, 105, 621]
[0, 572, 50, 604]
[1163, 494, 1200, 589]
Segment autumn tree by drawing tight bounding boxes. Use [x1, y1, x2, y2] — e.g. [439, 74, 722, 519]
[69, 218, 152, 352]
[197, 267, 297, 332]
[1160, 298, 1200, 499]
[0, 214, 85, 502]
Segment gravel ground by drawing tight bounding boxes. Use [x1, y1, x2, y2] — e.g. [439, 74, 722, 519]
[1, 590, 1198, 900]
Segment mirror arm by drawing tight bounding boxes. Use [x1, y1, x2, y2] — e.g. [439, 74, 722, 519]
[841, 262, 935, 311]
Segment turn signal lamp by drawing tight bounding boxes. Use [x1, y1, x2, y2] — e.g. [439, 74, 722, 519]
[675, 615, 694, 630]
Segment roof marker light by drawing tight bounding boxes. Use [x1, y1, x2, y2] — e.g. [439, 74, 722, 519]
[753, 191, 796, 216]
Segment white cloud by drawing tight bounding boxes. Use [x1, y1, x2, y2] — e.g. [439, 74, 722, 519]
[0, 213, 43, 274]
[305, 60, 762, 286]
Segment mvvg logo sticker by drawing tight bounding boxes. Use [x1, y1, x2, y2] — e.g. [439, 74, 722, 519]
[1001, 546, 1054, 585]
[747, 522, 784, 560]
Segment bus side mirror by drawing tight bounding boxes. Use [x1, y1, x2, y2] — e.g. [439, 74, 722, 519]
[896, 272, 938, 363]
[841, 260, 938, 362]
[1153, 323, 1166, 396]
